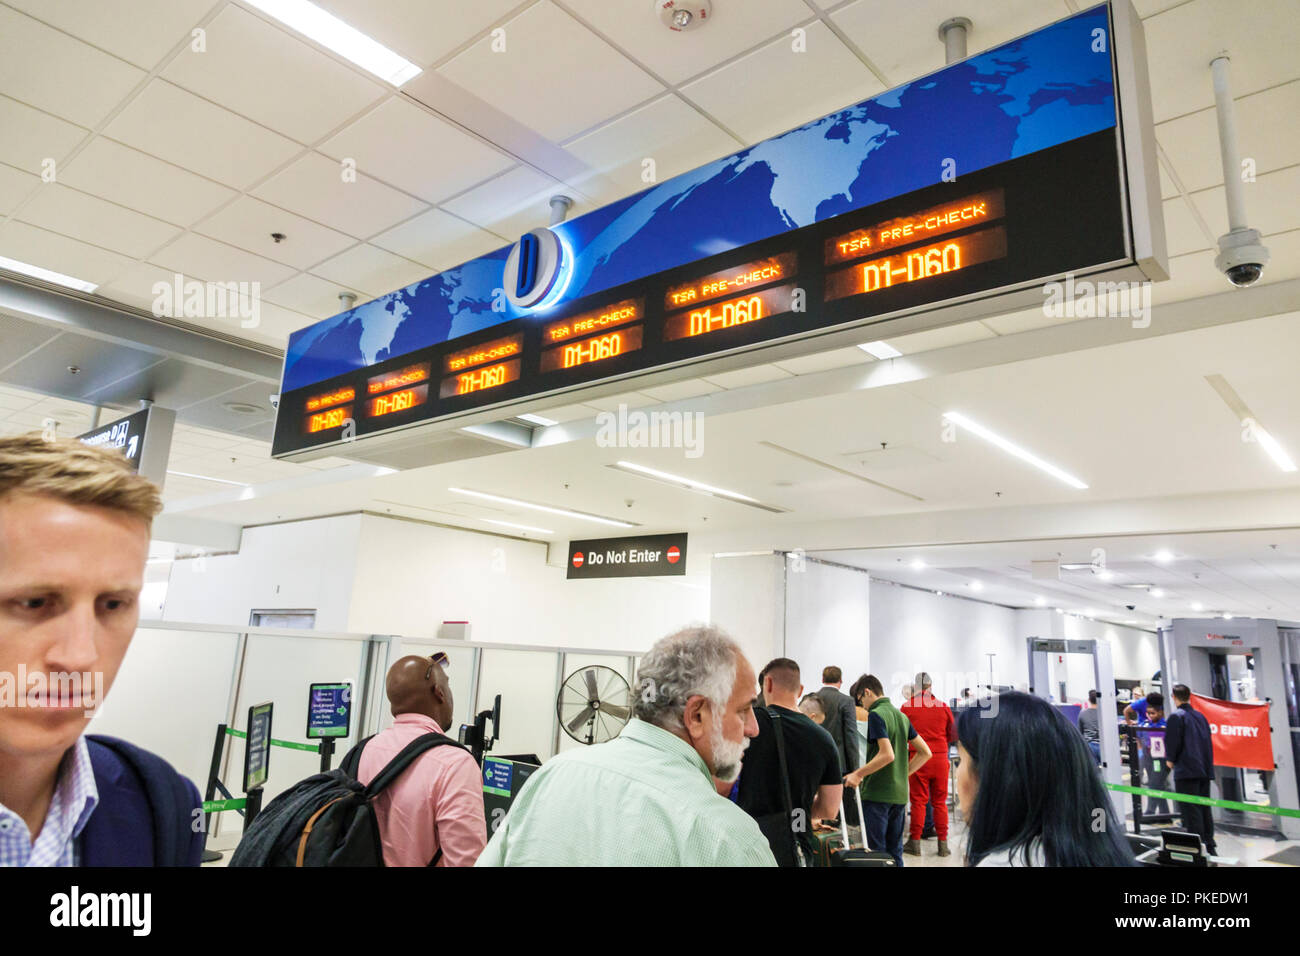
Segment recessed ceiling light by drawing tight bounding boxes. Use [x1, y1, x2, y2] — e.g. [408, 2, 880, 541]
[610, 461, 785, 513]
[1035, 596, 1047, 606]
[1149, 587, 1165, 598]
[447, 487, 635, 528]
[969, 580, 984, 592]
[517, 413, 557, 427]
[243, 0, 422, 86]
[910, 558, 926, 570]
[1154, 549, 1174, 563]
[1097, 569, 1115, 581]
[1083, 608, 1096, 617]
[942, 411, 1088, 489]
[0, 254, 97, 293]
[1191, 601, 1204, 611]
[483, 519, 554, 535]
[858, 341, 902, 359]
[1223, 612, 1234, 620]
[1055, 607, 1064, 614]
[223, 401, 264, 415]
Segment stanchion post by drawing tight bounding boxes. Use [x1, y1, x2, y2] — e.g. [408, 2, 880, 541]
[201, 723, 228, 862]
[319, 737, 335, 773]
[1124, 725, 1143, 833]
[244, 787, 264, 829]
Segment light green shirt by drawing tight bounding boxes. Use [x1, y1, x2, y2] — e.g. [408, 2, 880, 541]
[476, 718, 776, 867]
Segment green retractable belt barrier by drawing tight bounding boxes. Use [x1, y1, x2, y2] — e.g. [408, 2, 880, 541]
[1105, 782, 1300, 819]
[223, 726, 321, 753]
[201, 797, 247, 813]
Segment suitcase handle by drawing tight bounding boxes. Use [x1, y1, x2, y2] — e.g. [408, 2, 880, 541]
[840, 781, 871, 851]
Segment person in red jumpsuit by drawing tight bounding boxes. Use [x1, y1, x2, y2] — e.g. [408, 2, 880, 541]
[900, 672, 957, 857]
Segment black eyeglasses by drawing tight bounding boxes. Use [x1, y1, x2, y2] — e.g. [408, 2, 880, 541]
[425, 652, 449, 682]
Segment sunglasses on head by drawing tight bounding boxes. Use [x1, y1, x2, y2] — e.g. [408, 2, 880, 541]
[424, 652, 449, 682]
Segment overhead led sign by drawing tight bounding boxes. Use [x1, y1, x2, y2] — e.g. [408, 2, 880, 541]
[273, 3, 1165, 460]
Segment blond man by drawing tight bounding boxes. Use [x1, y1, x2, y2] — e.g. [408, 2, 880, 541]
[0, 435, 201, 866]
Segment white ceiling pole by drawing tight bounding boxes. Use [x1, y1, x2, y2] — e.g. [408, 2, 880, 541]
[1210, 55, 1247, 233]
[338, 291, 358, 311]
[938, 17, 972, 65]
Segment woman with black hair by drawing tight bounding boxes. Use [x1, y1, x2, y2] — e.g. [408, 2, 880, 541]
[954, 691, 1137, 866]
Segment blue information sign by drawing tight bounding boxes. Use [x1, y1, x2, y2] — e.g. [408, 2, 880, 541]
[306, 682, 352, 739]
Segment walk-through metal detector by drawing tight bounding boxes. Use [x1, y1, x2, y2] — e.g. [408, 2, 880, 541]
[1159, 618, 1300, 840]
[1027, 638, 1126, 821]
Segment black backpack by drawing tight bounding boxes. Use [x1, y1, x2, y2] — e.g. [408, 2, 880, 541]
[228, 732, 464, 867]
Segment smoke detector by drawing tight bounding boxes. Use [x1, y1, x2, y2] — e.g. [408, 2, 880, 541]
[657, 1, 711, 33]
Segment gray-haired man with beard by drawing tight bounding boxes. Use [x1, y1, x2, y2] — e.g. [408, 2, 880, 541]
[477, 626, 775, 866]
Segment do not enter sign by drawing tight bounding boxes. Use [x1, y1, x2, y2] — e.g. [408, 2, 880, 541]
[567, 532, 688, 579]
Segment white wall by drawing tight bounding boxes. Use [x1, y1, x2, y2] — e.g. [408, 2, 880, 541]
[709, 553, 786, 671]
[163, 514, 362, 631]
[867, 579, 1025, 701]
[784, 560, 870, 690]
[346, 515, 707, 650]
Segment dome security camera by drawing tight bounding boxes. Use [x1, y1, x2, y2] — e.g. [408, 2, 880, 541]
[1215, 227, 1269, 287]
[268, 394, 280, 409]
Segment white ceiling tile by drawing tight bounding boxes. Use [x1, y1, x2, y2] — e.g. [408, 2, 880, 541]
[162, 4, 388, 145]
[521, 402, 595, 424]
[0, 6, 146, 128]
[878, 322, 997, 355]
[680, 20, 884, 143]
[638, 379, 724, 403]
[98, 261, 197, 313]
[437, 1, 665, 142]
[581, 391, 660, 412]
[321, 97, 514, 203]
[563, 0, 811, 85]
[1185, 165, 1300, 244]
[149, 233, 298, 287]
[316, 0, 524, 68]
[237, 300, 318, 350]
[1155, 82, 1300, 196]
[700, 364, 795, 390]
[251, 151, 430, 238]
[0, 95, 88, 172]
[0, 162, 39, 216]
[4, 0, 214, 70]
[562, 95, 740, 201]
[58, 137, 237, 227]
[772, 345, 872, 374]
[370, 207, 505, 269]
[832, 0, 1057, 86]
[0, 220, 134, 286]
[263, 272, 362, 319]
[196, 196, 358, 270]
[440, 166, 568, 237]
[1144, 0, 1298, 122]
[309, 244, 431, 298]
[980, 307, 1070, 336]
[17, 185, 181, 259]
[103, 80, 302, 189]
[1161, 194, 1214, 258]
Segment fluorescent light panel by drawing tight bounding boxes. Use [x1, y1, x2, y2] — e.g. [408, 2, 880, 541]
[858, 341, 902, 359]
[447, 487, 634, 528]
[611, 461, 786, 513]
[167, 470, 248, 486]
[243, 0, 422, 86]
[942, 411, 1088, 490]
[483, 519, 554, 535]
[1253, 424, 1298, 472]
[517, 413, 558, 427]
[0, 254, 97, 293]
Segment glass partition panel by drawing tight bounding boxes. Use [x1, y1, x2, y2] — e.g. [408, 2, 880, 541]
[224, 632, 369, 812]
[92, 627, 241, 793]
[556, 654, 635, 755]
[475, 647, 560, 763]
[390, 640, 477, 734]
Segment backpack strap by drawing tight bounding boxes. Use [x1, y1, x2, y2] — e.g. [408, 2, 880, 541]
[339, 735, 375, 779]
[363, 733, 465, 798]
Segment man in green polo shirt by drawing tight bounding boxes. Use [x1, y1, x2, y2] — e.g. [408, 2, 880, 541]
[476, 625, 776, 866]
[845, 675, 931, 866]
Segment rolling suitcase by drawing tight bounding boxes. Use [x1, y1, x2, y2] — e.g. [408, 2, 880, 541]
[830, 786, 896, 867]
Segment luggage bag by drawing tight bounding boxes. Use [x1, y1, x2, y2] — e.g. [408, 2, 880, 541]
[829, 785, 896, 867]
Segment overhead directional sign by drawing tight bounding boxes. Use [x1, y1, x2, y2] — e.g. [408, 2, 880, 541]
[274, 2, 1164, 461]
[77, 405, 176, 487]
